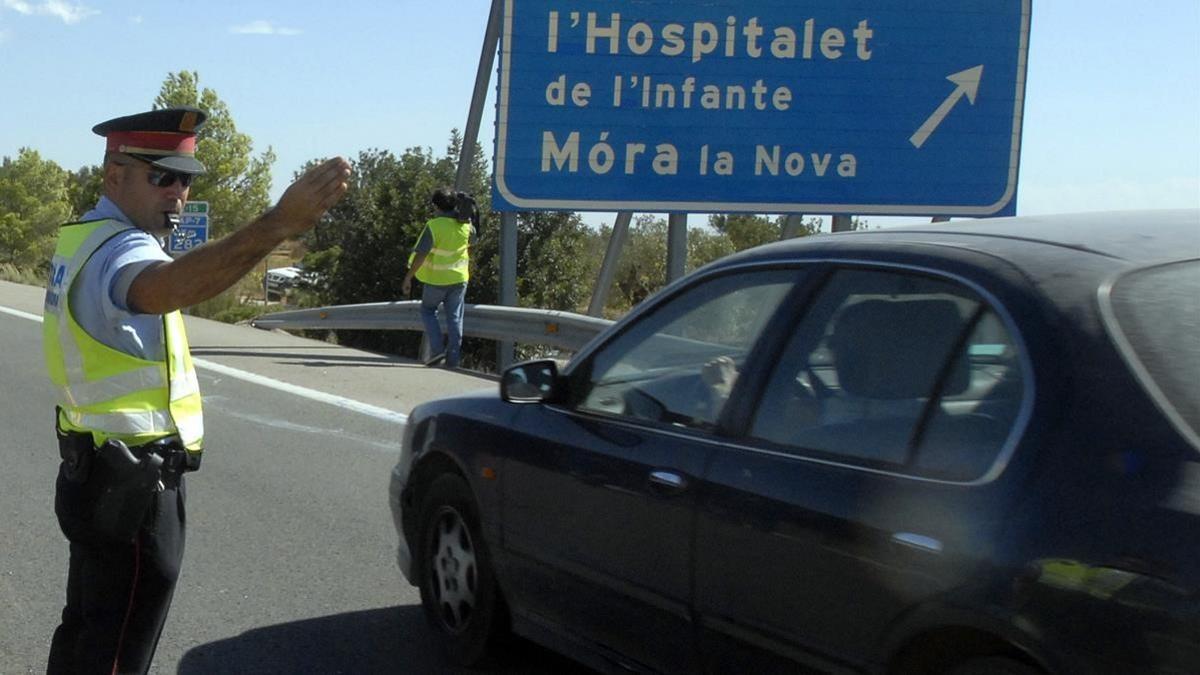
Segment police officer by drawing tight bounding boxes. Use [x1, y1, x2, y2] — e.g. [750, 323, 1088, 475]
[401, 188, 477, 368]
[43, 107, 350, 674]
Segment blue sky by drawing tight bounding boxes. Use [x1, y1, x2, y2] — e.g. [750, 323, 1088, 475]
[1, 0, 1197, 229]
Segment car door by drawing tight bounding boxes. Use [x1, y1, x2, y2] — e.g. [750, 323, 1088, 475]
[499, 268, 802, 673]
[694, 266, 1030, 672]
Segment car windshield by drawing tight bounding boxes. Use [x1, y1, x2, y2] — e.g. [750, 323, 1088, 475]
[1104, 259, 1200, 450]
[577, 269, 798, 428]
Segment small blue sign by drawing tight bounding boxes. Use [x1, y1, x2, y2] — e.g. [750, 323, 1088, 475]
[493, 0, 1031, 217]
[168, 202, 209, 256]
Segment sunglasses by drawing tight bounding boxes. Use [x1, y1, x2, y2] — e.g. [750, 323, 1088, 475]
[145, 167, 195, 189]
[113, 159, 196, 189]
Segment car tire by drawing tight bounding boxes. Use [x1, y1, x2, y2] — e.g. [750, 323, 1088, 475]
[947, 656, 1042, 675]
[416, 473, 508, 666]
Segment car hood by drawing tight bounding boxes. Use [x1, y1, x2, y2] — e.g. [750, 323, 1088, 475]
[408, 386, 509, 422]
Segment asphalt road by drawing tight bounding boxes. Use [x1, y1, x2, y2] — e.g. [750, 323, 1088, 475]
[0, 280, 590, 675]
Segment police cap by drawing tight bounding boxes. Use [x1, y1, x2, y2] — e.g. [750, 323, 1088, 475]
[92, 106, 208, 174]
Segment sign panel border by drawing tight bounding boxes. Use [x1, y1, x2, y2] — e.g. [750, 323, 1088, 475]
[493, 0, 1032, 216]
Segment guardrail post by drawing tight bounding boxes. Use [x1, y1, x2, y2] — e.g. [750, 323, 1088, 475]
[419, 334, 432, 362]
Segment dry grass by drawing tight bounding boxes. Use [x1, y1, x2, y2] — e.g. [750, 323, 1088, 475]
[0, 263, 46, 286]
[188, 271, 272, 323]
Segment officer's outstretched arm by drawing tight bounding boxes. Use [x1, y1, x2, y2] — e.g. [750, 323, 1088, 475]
[128, 157, 351, 315]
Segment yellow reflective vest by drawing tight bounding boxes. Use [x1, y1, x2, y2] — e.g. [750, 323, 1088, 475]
[43, 219, 204, 463]
[409, 216, 472, 285]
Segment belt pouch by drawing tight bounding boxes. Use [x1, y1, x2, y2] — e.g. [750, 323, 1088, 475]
[56, 417, 94, 485]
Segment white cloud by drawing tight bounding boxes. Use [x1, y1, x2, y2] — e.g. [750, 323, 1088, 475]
[2, 0, 32, 14]
[230, 19, 300, 36]
[129, 15, 142, 24]
[42, 0, 95, 23]
[2, 0, 97, 24]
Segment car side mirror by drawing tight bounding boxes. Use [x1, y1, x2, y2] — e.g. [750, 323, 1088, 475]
[501, 359, 563, 403]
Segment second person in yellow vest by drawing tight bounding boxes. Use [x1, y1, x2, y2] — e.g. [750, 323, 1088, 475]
[401, 187, 478, 368]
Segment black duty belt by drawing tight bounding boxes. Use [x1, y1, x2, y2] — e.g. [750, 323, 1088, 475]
[55, 414, 190, 542]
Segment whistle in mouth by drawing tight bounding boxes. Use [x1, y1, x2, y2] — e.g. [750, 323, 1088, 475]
[165, 213, 181, 230]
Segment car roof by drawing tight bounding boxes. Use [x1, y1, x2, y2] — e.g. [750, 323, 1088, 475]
[725, 210, 1200, 272]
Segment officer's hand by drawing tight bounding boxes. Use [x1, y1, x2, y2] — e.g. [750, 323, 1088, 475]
[270, 157, 352, 237]
[401, 278, 412, 296]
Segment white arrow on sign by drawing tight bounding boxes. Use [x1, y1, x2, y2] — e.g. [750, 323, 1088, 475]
[910, 65, 984, 149]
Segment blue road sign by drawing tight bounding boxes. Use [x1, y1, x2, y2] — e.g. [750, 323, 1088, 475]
[493, 0, 1031, 216]
[168, 201, 209, 256]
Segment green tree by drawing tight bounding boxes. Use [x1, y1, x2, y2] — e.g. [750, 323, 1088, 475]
[315, 148, 446, 297]
[604, 215, 755, 313]
[610, 214, 668, 310]
[154, 71, 275, 237]
[708, 213, 780, 251]
[67, 164, 103, 221]
[0, 148, 73, 268]
[797, 215, 870, 233]
[687, 227, 736, 272]
[596, 211, 839, 315]
[784, 215, 825, 237]
[515, 211, 596, 312]
[300, 145, 457, 358]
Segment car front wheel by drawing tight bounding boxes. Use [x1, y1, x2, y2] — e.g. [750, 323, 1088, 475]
[416, 473, 508, 666]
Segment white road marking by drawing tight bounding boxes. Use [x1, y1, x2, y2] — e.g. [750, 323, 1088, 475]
[195, 358, 407, 424]
[1, 304, 407, 425]
[203, 395, 399, 451]
[0, 305, 43, 322]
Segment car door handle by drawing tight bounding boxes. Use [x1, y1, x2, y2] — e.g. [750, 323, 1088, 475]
[648, 470, 688, 493]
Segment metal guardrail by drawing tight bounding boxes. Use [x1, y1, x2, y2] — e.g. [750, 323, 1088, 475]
[250, 301, 613, 352]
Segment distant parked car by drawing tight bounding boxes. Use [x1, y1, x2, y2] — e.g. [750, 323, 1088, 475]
[265, 265, 319, 297]
[390, 210, 1199, 674]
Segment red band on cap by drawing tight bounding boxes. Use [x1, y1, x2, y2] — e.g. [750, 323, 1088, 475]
[105, 131, 196, 156]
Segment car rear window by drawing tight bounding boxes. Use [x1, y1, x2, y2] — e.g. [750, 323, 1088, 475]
[1104, 260, 1200, 450]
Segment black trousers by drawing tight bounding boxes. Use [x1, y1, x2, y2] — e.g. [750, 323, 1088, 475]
[47, 461, 187, 675]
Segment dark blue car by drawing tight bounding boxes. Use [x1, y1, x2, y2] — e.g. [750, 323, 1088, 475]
[389, 210, 1200, 674]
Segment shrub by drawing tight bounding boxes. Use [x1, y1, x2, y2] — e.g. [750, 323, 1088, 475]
[0, 262, 46, 286]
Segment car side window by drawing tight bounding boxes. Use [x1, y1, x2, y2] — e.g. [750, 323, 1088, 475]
[748, 268, 1024, 481]
[575, 270, 797, 429]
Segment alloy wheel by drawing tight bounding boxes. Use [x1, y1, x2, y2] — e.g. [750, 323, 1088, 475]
[428, 505, 477, 633]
